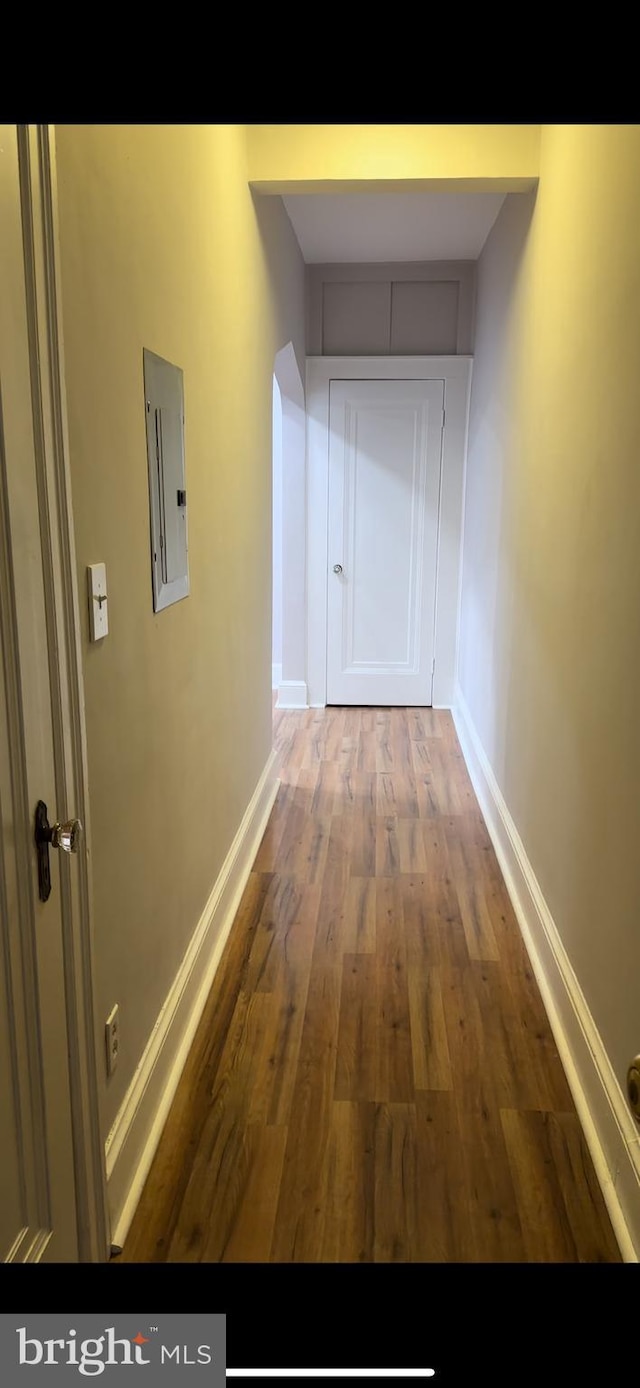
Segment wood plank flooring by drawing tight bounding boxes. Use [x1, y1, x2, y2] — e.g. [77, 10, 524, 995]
[119, 706, 620, 1263]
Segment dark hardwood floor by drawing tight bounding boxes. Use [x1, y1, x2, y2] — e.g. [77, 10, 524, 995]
[119, 705, 620, 1262]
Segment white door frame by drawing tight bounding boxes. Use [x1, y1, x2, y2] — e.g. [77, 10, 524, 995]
[8, 126, 108, 1260]
[305, 356, 472, 709]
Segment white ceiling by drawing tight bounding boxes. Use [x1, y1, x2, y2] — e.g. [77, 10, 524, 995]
[282, 191, 506, 264]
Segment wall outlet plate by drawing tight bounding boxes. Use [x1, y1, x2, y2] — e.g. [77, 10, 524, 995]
[105, 1004, 119, 1077]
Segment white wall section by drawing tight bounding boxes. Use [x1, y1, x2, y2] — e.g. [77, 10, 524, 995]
[272, 375, 283, 680]
[274, 343, 307, 708]
[283, 191, 505, 263]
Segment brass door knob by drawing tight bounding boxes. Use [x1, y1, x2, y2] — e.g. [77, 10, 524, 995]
[50, 818, 83, 854]
[35, 800, 83, 902]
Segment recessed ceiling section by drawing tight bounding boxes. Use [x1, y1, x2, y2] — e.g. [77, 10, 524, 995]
[282, 191, 506, 264]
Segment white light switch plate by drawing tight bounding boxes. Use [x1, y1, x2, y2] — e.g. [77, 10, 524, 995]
[87, 562, 109, 640]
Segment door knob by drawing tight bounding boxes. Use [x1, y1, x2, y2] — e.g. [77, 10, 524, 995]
[50, 818, 83, 854]
[34, 800, 83, 902]
[333, 564, 343, 574]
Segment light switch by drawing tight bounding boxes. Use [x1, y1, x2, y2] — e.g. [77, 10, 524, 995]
[87, 563, 109, 640]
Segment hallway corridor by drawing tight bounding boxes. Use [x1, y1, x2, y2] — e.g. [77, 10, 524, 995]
[120, 706, 620, 1262]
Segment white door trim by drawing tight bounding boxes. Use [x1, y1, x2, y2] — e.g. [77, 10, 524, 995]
[16, 126, 108, 1260]
[306, 356, 472, 709]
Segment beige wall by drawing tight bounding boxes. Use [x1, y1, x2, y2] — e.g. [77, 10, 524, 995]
[246, 123, 540, 191]
[458, 125, 640, 1090]
[55, 125, 305, 1134]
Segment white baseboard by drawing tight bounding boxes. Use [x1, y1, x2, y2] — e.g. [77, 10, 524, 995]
[104, 748, 280, 1251]
[276, 679, 308, 710]
[453, 685, 640, 1263]
[272, 661, 282, 690]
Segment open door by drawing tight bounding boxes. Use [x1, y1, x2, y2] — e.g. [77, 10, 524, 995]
[0, 126, 107, 1261]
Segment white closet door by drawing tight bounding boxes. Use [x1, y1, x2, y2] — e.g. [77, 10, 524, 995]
[327, 378, 444, 705]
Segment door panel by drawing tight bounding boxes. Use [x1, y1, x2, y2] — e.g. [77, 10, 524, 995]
[0, 126, 79, 1259]
[327, 379, 444, 705]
